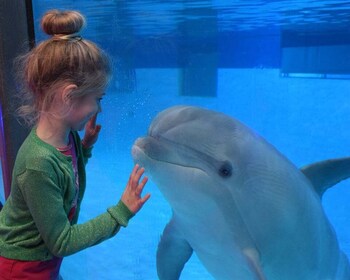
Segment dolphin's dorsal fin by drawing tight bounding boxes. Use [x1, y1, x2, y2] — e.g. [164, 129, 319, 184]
[300, 157, 350, 198]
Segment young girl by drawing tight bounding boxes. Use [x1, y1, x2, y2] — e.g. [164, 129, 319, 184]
[0, 9, 150, 280]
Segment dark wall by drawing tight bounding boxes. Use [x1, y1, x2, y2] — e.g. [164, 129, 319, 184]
[0, 0, 33, 198]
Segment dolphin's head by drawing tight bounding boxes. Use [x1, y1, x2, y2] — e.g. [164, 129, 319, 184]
[132, 105, 263, 207]
[132, 106, 337, 280]
[132, 105, 314, 251]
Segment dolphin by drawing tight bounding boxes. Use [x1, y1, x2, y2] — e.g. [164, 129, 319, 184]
[131, 105, 350, 280]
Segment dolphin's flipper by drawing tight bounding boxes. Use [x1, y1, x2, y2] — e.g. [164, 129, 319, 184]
[157, 218, 193, 280]
[300, 157, 350, 197]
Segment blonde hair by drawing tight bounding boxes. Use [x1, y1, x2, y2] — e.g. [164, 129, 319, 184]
[16, 9, 111, 126]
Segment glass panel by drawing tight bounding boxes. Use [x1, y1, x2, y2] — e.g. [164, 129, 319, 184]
[29, 1, 350, 279]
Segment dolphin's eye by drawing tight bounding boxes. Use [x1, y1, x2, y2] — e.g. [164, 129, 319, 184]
[218, 162, 232, 178]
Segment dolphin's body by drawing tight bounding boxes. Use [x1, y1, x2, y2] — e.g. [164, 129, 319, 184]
[132, 105, 350, 280]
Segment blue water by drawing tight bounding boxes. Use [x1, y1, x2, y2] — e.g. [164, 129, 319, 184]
[28, 1, 350, 279]
[55, 69, 350, 279]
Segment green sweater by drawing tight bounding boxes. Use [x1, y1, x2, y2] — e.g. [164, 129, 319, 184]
[0, 128, 134, 261]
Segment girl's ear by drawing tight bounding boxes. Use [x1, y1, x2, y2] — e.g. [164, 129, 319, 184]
[62, 84, 78, 105]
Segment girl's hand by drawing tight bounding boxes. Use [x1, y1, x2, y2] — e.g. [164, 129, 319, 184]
[82, 114, 101, 148]
[121, 164, 150, 214]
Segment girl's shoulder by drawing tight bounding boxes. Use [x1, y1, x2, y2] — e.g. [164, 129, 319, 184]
[15, 129, 72, 172]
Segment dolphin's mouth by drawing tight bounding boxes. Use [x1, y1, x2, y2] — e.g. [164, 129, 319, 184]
[133, 135, 205, 170]
[134, 135, 232, 178]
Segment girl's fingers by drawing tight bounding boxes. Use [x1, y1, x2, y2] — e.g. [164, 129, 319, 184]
[132, 164, 140, 175]
[90, 113, 98, 127]
[127, 164, 139, 185]
[140, 193, 151, 204]
[132, 166, 145, 186]
[95, 124, 102, 134]
[136, 177, 148, 195]
[122, 165, 150, 213]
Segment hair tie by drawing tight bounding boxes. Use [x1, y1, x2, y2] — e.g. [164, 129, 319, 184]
[52, 32, 82, 41]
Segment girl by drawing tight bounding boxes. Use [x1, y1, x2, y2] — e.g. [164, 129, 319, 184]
[0, 9, 150, 280]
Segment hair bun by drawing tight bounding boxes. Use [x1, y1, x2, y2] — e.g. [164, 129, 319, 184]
[41, 10, 85, 36]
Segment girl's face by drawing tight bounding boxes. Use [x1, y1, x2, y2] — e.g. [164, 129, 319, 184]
[67, 92, 104, 131]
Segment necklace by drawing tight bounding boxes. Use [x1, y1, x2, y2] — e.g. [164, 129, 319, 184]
[56, 143, 72, 152]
